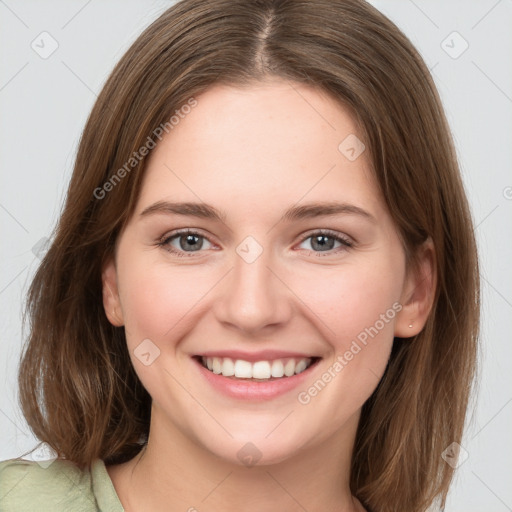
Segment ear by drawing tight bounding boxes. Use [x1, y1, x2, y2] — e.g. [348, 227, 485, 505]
[101, 257, 124, 327]
[395, 237, 436, 338]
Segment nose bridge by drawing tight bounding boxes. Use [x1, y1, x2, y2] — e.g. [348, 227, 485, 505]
[215, 235, 290, 332]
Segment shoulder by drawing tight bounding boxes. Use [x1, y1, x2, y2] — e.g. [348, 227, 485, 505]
[0, 457, 98, 512]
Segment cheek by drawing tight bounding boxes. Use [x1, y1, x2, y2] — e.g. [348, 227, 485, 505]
[291, 256, 404, 398]
[289, 256, 404, 440]
[293, 257, 404, 341]
[115, 257, 219, 397]
[117, 255, 217, 345]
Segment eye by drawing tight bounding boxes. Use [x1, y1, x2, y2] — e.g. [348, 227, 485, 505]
[157, 228, 353, 258]
[297, 230, 353, 255]
[157, 229, 215, 256]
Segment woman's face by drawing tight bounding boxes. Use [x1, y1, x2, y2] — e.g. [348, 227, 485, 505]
[103, 80, 420, 465]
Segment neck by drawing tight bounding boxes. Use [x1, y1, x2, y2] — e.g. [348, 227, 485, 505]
[107, 405, 365, 512]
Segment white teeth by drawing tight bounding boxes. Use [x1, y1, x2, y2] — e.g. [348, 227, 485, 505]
[284, 359, 295, 377]
[271, 360, 284, 378]
[252, 361, 271, 379]
[200, 356, 314, 379]
[234, 359, 252, 378]
[221, 357, 235, 376]
[295, 359, 307, 374]
[212, 358, 222, 374]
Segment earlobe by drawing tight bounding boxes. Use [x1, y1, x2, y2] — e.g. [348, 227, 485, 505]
[395, 237, 436, 338]
[101, 259, 124, 327]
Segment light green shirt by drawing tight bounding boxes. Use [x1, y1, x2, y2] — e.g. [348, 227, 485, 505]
[0, 457, 124, 511]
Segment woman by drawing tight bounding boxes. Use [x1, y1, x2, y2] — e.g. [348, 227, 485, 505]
[0, 0, 479, 511]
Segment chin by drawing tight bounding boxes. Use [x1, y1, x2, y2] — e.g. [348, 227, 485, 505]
[200, 427, 313, 468]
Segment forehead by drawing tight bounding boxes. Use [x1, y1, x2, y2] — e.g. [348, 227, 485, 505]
[166, 80, 362, 162]
[136, 80, 384, 222]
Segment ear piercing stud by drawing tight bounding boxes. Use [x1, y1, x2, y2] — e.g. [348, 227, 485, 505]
[408, 323, 413, 328]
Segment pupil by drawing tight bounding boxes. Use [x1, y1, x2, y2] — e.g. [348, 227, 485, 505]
[312, 235, 334, 251]
[181, 234, 201, 251]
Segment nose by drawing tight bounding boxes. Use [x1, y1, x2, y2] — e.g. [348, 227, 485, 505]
[213, 243, 293, 335]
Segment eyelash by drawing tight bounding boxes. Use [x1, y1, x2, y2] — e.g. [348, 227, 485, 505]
[156, 228, 354, 258]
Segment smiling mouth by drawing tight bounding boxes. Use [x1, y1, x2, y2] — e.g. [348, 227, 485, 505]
[193, 355, 321, 381]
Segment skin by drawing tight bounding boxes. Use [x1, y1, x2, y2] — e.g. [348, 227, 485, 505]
[102, 80, 435, 512]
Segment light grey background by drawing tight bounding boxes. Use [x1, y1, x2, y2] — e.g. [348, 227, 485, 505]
[1, 1, 511, 510]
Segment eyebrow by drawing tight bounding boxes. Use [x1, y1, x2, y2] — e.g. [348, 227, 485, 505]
[139, 200, 376, 224]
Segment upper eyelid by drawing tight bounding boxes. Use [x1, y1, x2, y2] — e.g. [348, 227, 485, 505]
[160, 228, 211, 241]
[298, 229, 352, 243]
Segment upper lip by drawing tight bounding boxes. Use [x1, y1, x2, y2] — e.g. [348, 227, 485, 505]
[194, 350, 320, 362]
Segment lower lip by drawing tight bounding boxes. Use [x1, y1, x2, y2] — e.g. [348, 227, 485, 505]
[192, 357, 321, 401]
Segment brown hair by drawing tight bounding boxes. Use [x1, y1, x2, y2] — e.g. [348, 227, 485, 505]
[17, 1, 479, 511]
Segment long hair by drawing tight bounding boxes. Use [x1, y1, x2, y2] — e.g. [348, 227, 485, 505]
[17, 1, 479, 511]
